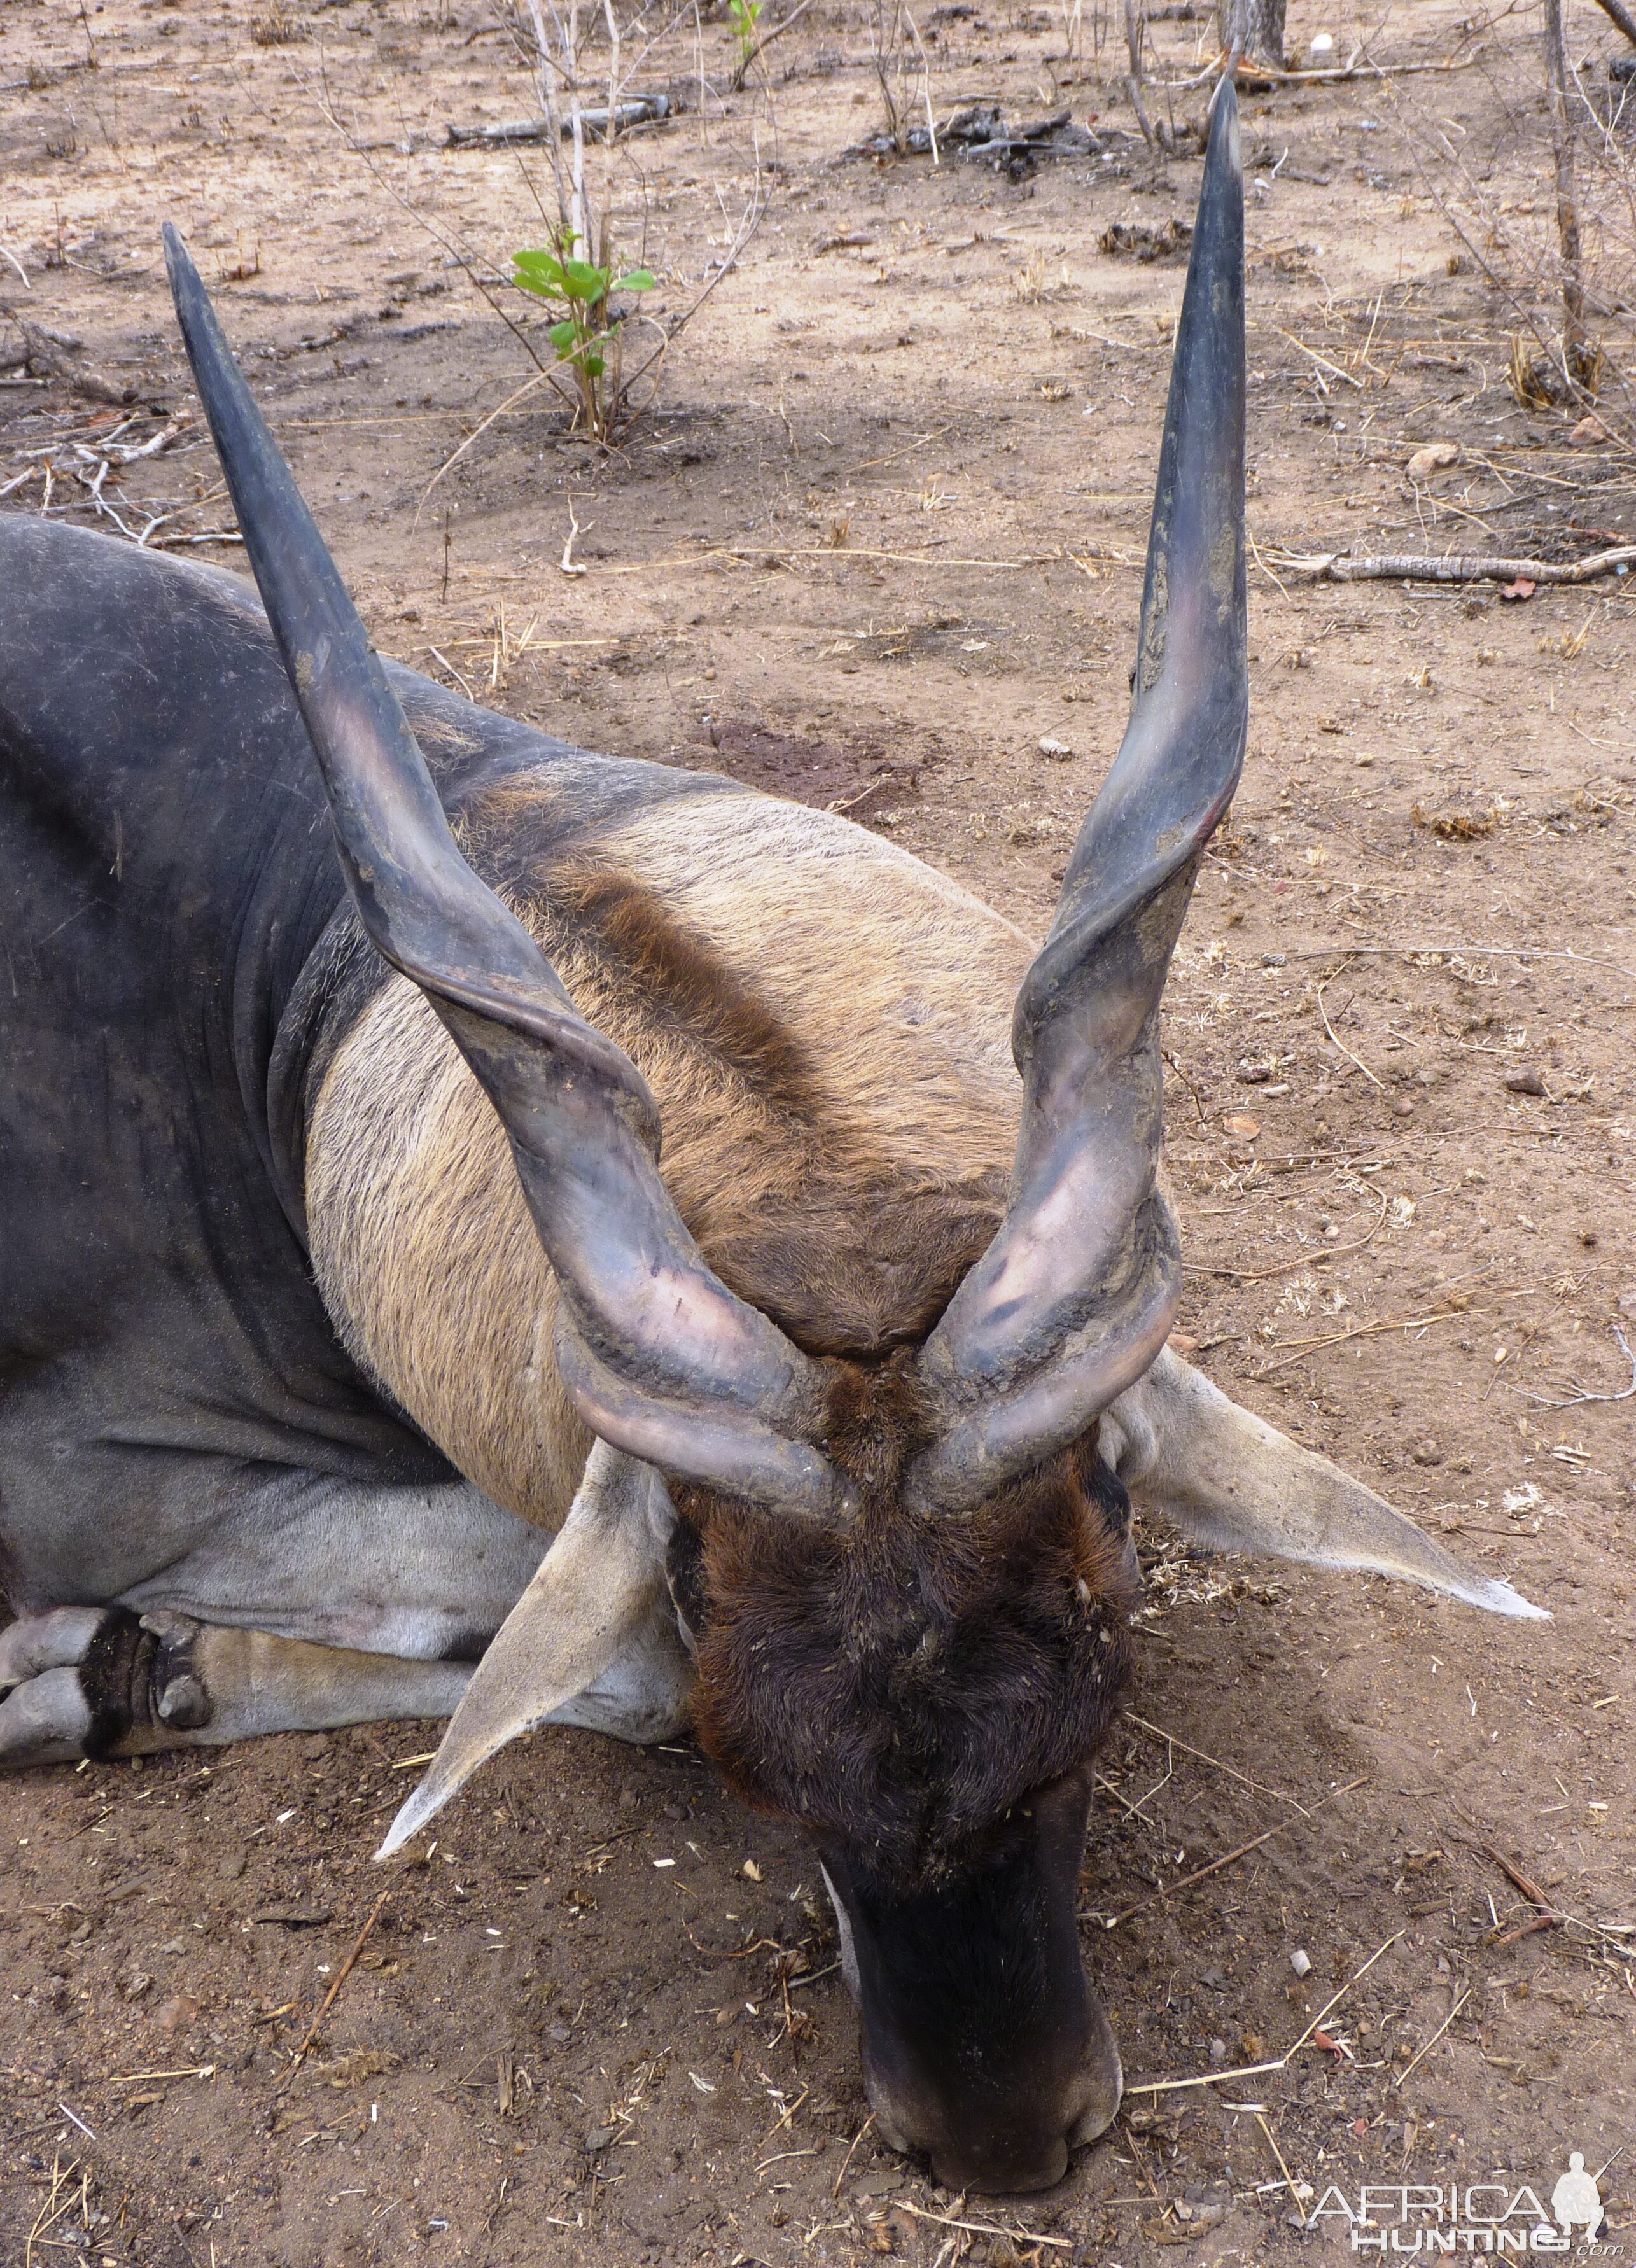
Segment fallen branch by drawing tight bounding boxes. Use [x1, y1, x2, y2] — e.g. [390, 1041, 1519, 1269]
[444, 94, 675, 144]
[11, 318, 136, 405]
[1234, 53, 1481, 87]
[1275, 543, 1636, 587]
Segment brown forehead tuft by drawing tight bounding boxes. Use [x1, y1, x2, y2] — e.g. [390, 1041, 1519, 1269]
[683, 1410, 1138, 1889]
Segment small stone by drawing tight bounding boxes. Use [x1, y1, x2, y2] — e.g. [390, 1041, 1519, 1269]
[1037, 736, 1076, 759]
[1392, 1096, 1416, 1117]
[1504, 1069, 1546, 1096]
[157, 1992, 202, 2034]
[1208, 2036, 1228, 2066]
[1407, 441, 1460, 480]
[585, 2125, 619, 2153]
[1261, 951, 1287, 968]
[1290, 1948, 1312, 1978]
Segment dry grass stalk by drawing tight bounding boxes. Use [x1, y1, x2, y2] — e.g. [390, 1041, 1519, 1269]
[1126, 1930, 1404, 2097]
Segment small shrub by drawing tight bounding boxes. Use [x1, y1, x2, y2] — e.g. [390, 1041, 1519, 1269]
[512, 231, 655, 444]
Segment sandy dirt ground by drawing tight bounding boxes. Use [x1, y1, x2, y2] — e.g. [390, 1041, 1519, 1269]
[3, 0, 1634, 2261]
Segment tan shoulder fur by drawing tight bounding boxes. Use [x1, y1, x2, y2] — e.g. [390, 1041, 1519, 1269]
[305, 787, 1033, 1530]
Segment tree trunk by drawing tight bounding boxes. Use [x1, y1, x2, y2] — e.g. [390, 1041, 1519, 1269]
[1217, 0, 1284, 69]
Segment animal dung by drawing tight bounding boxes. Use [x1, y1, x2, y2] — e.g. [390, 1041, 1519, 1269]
[1098, 217, 1193, 265]
[1410, 792, 1497, 841]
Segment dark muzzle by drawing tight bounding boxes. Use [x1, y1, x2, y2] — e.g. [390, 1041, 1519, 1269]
[818, 1770, 1120, 2194]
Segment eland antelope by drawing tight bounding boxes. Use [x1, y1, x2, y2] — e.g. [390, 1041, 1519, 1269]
[0, 88, 1542, 2192]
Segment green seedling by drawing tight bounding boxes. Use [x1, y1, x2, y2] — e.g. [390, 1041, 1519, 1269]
[512, 232, 656, 441]
[727, 0, 762, 64]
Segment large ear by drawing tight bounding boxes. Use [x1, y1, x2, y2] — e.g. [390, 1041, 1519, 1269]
[377, 1443, 680, 1857]
[162, 225, 848, 1523]
[1101, 1349, 1549, 1618]
[909, 83, 1247, 1512]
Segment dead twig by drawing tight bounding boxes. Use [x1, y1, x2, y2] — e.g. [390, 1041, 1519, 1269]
[1482, 1842, 1557, 1916]
[729, 0, 820, 92]
[1525, 1321, 1636, 1408]
[1317, 979, 1387, 1091]
[1092, 1779, 1368, 1928]
[1124, 1712, 1308, 1813]
[277, 1888, 392, 2091]
[1255, 2111, 1304, 2209]
[417, 368, 564, 515]
[1590, 0, 1636, 43]
[1194, 1184, 1389, 1284]
[1254, 1305, 1467, 1379]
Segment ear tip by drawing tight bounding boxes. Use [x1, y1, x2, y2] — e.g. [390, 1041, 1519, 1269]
[1473, 1579, 1551, 1621]
[374, 1778, 444, 1859]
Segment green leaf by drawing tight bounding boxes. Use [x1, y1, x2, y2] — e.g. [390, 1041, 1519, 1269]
[614, 268, 656, 293]
[513, 249, 568, 297]
[582, 349, 606, 378]
[559, 257, 610, 302]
